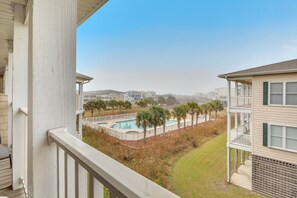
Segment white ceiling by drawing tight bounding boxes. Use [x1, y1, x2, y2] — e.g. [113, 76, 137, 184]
[0, 0, 108, 71]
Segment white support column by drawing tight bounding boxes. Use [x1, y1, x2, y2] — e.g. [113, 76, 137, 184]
[5, 54, 13, 148]
[227, 80, 231, 144]
[27, 0, 77, 197]
[235, 112, 238, 130]
[78, 83, 83, 139]
[234, 149, 238, 173]
[241, 150, 244, 165]
[227, 80, 231, 183]
[227, 147, 231, 183]
[12, 4, 28, 190]
[235, 81, 238, 107]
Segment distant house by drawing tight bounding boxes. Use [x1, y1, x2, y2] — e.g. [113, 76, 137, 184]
[125, 90, 143, 101]
[84, 89, 125, 103]
[142, 91, 156, 98]
[219, 59, 297, 198]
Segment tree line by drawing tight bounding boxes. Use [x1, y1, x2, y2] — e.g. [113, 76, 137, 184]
[84, 99, 133, 117]
[136, 96, 177, 107]
[136, 100, 224, 142]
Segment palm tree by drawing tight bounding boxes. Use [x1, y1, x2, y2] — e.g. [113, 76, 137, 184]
[108, 99, 118, 113]
[136, 111, 152, 143]
[117, 100, 125, 112]
[212, 100, 224, 120]
[95, 99, 106, 116]
[124, 101, 132, 112]
[148, 106, 163, 137]
[84, 100, 96, 117]
[136, 99, 148, 108]
[195, 104, 201, 124]
[187, 102, 198, 128]
[172, 106, 183, 132]
[157, 96, 166, 106]
[208, 101, 215, 121]
[201, 103, 210, 122]
[160, 108, 171, 135]
[181, 105, 189, 130]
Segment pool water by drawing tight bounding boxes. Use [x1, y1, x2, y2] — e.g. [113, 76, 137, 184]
[111, 119, 177, 130]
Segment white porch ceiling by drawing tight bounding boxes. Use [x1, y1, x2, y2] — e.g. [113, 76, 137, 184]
[0, 0, 108, 70]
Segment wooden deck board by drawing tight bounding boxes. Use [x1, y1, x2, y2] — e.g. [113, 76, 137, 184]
[0, 188, 25, 198]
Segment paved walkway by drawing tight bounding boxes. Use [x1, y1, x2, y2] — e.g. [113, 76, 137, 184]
[230, 158, 252, 190]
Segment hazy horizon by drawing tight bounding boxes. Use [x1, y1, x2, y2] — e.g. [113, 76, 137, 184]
[77, 0, 297, 95]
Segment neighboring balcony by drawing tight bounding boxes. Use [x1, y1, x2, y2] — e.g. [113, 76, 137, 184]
[230, 96, 252, 109]
[228, 80, 252, 112]
[229, 123, 251, 152]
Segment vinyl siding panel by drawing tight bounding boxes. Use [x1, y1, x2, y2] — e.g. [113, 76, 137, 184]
[252, 73, 297, 165]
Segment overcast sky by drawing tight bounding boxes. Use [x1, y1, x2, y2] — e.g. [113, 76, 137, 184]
[77, 0, 297, 95]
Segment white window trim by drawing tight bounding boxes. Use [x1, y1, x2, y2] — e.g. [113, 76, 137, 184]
[268, 81, 297, 107]
[268, 123, 297, 153]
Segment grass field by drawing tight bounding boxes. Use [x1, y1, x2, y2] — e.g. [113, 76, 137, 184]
[83, 115, 227, 187]
[170, 132, 263, 198]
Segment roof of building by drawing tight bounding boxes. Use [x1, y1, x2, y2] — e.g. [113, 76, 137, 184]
[76, 73, 93, 83]
[85, 90, 125, 95]
[218, 59, 297, 79]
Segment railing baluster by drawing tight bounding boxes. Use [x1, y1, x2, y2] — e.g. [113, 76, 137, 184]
[78, 164, 88, 198]
[94, 178, 104, 198]
[64, 152, 68, 198]
[75, 161, 78, 198]
[89, 174, 94, 198]
[57, 145, 60, 198]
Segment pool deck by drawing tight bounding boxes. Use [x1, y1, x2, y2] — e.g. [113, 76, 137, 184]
[95, 115, 208, 134]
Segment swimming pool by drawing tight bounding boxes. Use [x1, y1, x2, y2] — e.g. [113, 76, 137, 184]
[111, 119, 177, 130]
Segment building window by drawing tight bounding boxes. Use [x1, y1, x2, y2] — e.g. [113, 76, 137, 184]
[269, 82, 297, 106]
[286, 82, 297, 105]
[270, 83, 283, 105]
[286, 127, 297, 151]
[269, 124, 297, 152]
[270, 125, 283, 147]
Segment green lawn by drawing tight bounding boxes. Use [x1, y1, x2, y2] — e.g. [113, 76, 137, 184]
[170, 133, 263, 198]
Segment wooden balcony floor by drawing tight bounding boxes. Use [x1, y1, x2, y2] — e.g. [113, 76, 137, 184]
[0, 188, 25, 198]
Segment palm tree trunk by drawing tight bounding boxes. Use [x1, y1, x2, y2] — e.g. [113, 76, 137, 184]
[178, 121, 180, 132]
[205, 112, 207, 122]
[184, 119, 186, 130]
[163, 124, 166, 135]
[196, 114, 199, 124]
[215, 110, 218, 120]
[91, 110, 94, 117]
[154, 126, 157, 137]
[191, 114, 194, 128]
[209, 111, 211, 121]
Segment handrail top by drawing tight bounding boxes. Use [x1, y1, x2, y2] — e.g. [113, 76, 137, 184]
[48, 128, 180, 198]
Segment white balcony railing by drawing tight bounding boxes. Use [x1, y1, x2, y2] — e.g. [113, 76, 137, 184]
[230, 124, 251, 147]
[230, 96, 252, 109]
[48, 128, 180, 198]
